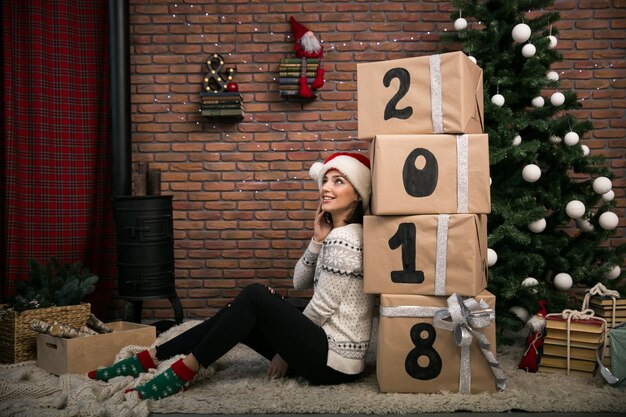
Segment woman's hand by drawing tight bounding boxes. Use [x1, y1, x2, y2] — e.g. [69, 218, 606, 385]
[313, 202, 333, 242]
[267, 353, 289, 379]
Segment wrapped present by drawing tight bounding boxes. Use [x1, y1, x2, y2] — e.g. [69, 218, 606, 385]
[357, 51, 484, 139]
[369, 133, 490, 215]
[575, 283, 625, 329]
[539, 309, 606, 376]
[364, 214, 487, 296]
[376, 291, 505, 393]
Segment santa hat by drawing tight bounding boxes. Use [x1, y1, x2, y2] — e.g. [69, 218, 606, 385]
[309, 153, 371, 211]
[526, 300, 548, 332]
[289, 16, 309, 42]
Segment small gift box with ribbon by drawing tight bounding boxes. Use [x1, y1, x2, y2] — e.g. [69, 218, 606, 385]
[376, 291, 506, 393]
[364, 214, 487, 296]
[368, 133, 490, 215]
[357, 51, 484, 139]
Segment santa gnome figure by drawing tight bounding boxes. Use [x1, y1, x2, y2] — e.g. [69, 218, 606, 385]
[518, 300, 548, 372]
[289, 16, 325, 98]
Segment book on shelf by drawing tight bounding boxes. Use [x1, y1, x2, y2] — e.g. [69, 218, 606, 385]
[201, 99, 243, 105]
[278, 77, 316, 85]
[539, 354, 597, 372]
[280, 58, 320, 64]
[201, 109, 244, 117]
[201, 103, 244, 110]
[279, 90, 315, 97]
[538, 365, 595, 377]
[200, 92, 243, 100]
[279, 62, 319, 68]
[279, 72, 319, 78]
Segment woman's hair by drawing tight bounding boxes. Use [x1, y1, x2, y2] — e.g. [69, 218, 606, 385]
[343, 200, 365, 225]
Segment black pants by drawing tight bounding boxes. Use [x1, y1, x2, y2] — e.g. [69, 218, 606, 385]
[155, 283, 358, 385]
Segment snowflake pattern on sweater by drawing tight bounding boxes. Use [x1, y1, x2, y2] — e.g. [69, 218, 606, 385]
[293, 223, 374, 375]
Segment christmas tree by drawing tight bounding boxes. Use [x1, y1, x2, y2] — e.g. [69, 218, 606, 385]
[446, 0, 625, 342]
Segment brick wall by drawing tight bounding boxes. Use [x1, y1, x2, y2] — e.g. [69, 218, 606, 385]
[127, 0, 625, 321]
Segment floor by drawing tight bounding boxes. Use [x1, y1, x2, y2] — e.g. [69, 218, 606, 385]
[150, 412, 624, 417]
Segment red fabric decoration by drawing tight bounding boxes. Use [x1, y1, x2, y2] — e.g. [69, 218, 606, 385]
[1, 2, 116, 316]
[518, 300, 548, 372]
[289, 16, 325, 96]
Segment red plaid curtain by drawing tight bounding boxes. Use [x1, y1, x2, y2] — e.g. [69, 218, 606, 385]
[1, 1, 116, 317]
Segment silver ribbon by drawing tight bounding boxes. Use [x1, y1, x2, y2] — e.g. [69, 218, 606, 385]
[456, 134, 469, 213]
[434, 214, 449, 295]
[433, 294, 507, 393]
[380, 303, 495, 321]
[429, 54, 443, 133]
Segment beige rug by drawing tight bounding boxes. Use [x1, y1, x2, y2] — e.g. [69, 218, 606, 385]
[1, 320, 625, 417]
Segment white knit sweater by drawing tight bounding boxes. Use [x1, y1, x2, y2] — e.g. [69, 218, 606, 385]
[293, 223, 374, 375]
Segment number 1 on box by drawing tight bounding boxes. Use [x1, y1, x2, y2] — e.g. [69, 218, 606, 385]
[388, 223, 425, 284]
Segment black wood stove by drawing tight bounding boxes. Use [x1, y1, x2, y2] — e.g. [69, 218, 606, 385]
[113, 195, 183, 324]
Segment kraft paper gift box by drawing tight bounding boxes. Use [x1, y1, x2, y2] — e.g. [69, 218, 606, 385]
[364, 214, 487, 296]
[357, 51, 484, 139]
[376, 291, 506, 393]
[369, 133, 491, 215]
[37, 321, 155, 375]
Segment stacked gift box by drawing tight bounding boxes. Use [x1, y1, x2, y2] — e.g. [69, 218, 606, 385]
[278, 58, 319, 98]
[575, 292, 626, 368]
[357, 51, 504, 393]
[538, 313, 606, 376]
[200, 91, 244, 121]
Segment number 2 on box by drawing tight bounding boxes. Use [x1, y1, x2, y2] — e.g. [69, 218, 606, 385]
[383, 68, 413, 120]
[388, 223, 425, 284]
[405, 323, 442, 380]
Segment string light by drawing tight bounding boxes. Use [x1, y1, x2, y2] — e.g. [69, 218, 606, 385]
[146, 2, 619, 185]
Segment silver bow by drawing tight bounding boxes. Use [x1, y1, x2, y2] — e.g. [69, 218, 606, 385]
[433, 293, 507, 393]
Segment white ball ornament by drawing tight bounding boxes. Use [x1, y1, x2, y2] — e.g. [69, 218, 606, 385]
[512, 135, 522, 146]
[531, 96, 545, 108]
[522, 43, 537, 58]
[554, 272, 573, 291]
[491, 94, 505, 107]
[522, 277, 539, 293]
[522, 164, 541, 182]
[602, 190, 615, 202]
[487, 248, 498, 266]
[581, 144, 590, 156]
[605, 265, 621, 280]
[528, 218, 546, 233]
[551, 91, 565, 106]
[468, 55, 477, 64]
[510, 306, 530, 323]
[512, 23, 532, 43]
[592, 177, 612, 195]
[549, 135, 562, 144]
[565, 200, 585, 219]
[564, 131, 579, 146]
[599, 211, 619, 230]
[547, 35, 558, 49]
[546, 71, 559, 82]
[454, 17, 468, 31]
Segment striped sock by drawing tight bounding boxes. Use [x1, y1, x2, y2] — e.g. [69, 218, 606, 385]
[88, 350, 156, 381]
[131, 358, 197, 400]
